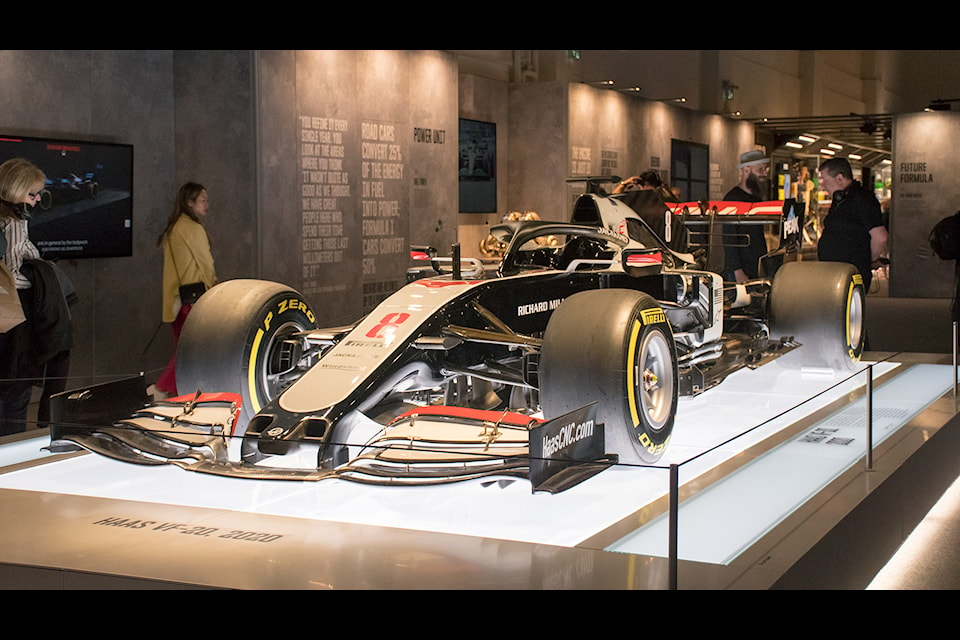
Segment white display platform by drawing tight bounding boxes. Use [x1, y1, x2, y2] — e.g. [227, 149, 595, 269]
[609, 361, 953, 563]
[0, 355, 956, 589]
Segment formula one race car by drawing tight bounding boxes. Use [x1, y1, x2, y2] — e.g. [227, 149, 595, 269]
[36, 172, 99, 211]
[50, 177, 865, 493]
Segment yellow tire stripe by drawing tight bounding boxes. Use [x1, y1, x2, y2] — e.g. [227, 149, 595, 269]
[626, 318, 642, 427]
[845, 282, 853, 349]
[846, 274, 862, 352]
[247, 328, 265, 414]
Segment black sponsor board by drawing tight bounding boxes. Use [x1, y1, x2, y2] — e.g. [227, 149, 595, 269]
[529, 403, 617, 494]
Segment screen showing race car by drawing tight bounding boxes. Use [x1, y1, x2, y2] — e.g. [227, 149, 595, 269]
[458, 118, 496, 213]
[0, 133, 133, 259]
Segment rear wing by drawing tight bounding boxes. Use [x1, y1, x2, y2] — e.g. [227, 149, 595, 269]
[670, 198, 804, 253]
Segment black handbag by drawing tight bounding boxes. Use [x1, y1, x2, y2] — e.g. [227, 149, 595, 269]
[178, 281, 206, 305]
[170, 249, 206, 305]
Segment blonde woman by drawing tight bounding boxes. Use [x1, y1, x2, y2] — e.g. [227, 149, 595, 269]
[0, 158, 46, 433]
[0, 158, 43, 287]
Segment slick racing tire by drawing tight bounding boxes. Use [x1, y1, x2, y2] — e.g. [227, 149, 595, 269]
[768, 261, 865, 371]
[540, 289, 678, 465]
[177, 279, 319, 431]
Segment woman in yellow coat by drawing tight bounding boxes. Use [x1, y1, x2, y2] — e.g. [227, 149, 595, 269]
[150, 182, 217, 399]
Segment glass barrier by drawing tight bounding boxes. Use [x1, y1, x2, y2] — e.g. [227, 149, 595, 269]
[603, 350, 958, 588]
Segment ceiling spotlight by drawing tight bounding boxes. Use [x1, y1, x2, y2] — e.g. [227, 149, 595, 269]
[582, 80, 615, 88]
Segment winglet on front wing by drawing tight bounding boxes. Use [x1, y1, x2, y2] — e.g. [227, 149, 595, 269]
[528, 403, 617, 494]
[49, 391, 247, 469]
[332, 404, 616, 493]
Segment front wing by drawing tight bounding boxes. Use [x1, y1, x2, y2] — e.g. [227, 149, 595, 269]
[50, 391, 616, 494]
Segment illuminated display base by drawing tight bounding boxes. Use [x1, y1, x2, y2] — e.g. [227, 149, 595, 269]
[0, 352, 958, 590]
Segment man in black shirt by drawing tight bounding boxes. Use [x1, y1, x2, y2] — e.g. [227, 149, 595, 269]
[723, 150, 771, 282]
[817, 157, 888, 292]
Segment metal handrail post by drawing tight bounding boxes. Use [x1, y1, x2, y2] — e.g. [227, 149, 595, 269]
[669, 463, 678, 590]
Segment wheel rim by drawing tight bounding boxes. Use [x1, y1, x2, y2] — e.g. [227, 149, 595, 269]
[847, 282, 864, 352]
[251, 320, 308, 406]
[636, 329, 674, 432]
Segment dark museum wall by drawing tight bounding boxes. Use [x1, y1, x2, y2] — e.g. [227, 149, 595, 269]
[889, 110, 960, 299]
[0, 50, 178, 390]
[175, 50, 461, 329]
[1, 50, 465, 392]
[253, 50, 459, 325]
[505, 80, 756, 218]
[172, 51, 258, 286]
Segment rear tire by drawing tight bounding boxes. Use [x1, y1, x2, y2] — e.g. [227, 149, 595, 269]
[768, 261, 865, 371]
[540, 289, 678, 465]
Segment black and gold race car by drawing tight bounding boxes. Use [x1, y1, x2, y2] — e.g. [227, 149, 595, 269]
[50, 177, 864, 493]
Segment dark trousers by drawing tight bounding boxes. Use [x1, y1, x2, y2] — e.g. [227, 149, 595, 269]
[0, 384, 31, 435]
[37, 350, 70, 428]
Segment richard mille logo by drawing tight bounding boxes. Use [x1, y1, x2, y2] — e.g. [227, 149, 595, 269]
[517, 298, 562, 316]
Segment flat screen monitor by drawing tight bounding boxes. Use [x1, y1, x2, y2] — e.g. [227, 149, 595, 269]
[458, 118, 496, 213]
[0, 134, 133, 259]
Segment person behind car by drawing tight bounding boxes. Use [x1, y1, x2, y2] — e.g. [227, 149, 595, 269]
[149, 182, 217, 400]
[817, 157, 888, 293]
[723, 150, 771, 283]
[613, 169, 680, 201]
[0, 158, 72, 435]
[614, 170, 688, 251]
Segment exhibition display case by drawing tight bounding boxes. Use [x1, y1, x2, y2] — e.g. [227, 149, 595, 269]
[0, 351, 958, 590]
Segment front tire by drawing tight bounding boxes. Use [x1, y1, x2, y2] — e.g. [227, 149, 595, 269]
[768, 261, 865, 371]
[540, 290, 678, 465]
[177, 279, 319, 430]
